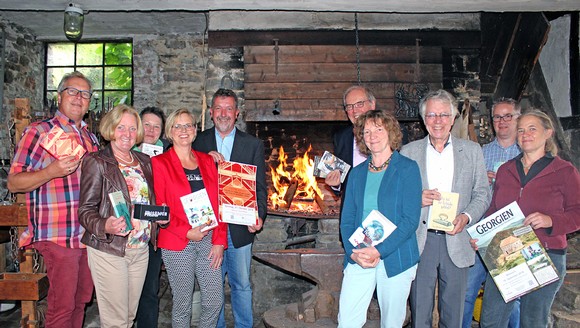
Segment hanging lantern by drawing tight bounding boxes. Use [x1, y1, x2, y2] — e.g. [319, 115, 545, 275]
[64, 3, 84, 42]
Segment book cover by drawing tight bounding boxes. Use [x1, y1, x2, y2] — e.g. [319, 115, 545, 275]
[428, 191, 459, 232]
[40, 125, 86, 160]
[348, 209, 397, 248]
[180, 188, 218, 232]
[313, 151, 351, 183]
[467, 201, 559, 303]
[108, 191, 133, 231]
[140, 143, 164, 157]
[218, 161, 258, 226]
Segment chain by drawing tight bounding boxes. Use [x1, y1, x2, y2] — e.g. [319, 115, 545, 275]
[355, 13, 361, 85]
[9, 226, 19, 271]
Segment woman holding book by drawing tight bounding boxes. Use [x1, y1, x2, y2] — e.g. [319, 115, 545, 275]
[151, 108, 227, 328]
[480, 109, 580, 328]
[79, 104, 160, 327]
[338, 110, 422, 327]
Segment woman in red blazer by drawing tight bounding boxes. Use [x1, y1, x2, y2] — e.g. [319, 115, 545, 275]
[151, 108, 227, 328]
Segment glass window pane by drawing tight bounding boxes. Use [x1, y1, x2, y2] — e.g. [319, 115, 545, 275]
[104, 91, 132, 108]
[77, 43, 103, 65]
[105, 67, 132, 90]
[77, 67, 103, 90]
[88, 91, 102, 112]
[105, 43, 132, 65]
[47, 43, 75, 66]
[46, 67, 74, 90]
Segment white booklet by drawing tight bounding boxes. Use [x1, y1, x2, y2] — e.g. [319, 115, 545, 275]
[141, 143, 164, 157]
[349, 209, 397, 248]
[180, 189, 218, 232]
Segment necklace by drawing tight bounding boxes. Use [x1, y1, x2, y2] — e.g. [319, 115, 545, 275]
[369, 154, 392, 171]
[115, 151, 134, 166]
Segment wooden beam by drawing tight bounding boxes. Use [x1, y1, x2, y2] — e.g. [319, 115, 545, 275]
[210, 30, 480, 48]
[494, 13, 550, 99]
[244, 45, 442, 64]
[245, 63, 441, 83]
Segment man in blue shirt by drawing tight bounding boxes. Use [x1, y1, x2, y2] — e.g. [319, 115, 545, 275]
[462, 98, 522, 328]
[192, 88, 267, 328]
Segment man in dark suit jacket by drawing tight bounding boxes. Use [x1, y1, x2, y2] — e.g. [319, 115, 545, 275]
[192, 88, 267, 328]
[326, 86, 377, 190]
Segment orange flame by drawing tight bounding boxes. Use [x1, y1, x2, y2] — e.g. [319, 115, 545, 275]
[269, 145, 323, 211]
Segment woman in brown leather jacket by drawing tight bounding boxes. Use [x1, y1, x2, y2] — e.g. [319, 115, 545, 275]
[79, 104, 161, 328]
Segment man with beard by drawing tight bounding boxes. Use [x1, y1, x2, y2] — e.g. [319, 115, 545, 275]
[192, 88, 267, 328]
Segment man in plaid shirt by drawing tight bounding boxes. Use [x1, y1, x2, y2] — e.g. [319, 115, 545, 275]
[8, 72, 99, 328]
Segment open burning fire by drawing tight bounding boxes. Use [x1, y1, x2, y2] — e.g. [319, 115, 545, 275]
[269, 145, 325, 213]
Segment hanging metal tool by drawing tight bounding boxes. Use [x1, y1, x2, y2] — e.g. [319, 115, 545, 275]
[355, 13, 361, 85]
[273, 38, 280, 76]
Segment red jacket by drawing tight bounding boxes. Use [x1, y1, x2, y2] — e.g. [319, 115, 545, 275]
[151, 148, 227, 251]
[488, 156, 580, 250]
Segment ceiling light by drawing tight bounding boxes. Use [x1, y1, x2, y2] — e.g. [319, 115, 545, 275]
[64, 3, 84, 42]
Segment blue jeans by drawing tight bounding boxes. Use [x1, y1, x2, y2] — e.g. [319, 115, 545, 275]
[480, 251, 566, 328]
[217, 230, 253, 328]
[463, 254, 520, 328]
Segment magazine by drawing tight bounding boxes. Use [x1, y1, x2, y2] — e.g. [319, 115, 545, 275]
[40, 125, 86, 160]
[108, 191, 133, 232]
[218, 161, 258, 226]
[348, 210, 397, 248]
[428, 191, 459, 232]
[313, 151, 351, 183]
[140, 143, 164, 157]
[467, 201, 559, 303]
[180, 188, 218, 232]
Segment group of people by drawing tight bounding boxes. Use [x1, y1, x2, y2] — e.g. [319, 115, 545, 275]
[6, 71, 580, 328]
[332, 86, 580, 328]
[8, 72, 266, 328]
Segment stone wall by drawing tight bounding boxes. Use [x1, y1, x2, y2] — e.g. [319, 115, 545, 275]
[0, 17, 44, 161]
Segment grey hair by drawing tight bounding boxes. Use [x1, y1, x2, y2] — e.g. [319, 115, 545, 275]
[419, 89, 458, 120]
[57, 71, 93, 93]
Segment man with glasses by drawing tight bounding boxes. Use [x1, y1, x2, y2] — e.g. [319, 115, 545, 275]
[8, 71, 98, 327]
[325, 86, 376, 190]
[462, 98, 522, 328]
[400, 89, 490, 328]
[192, 88, 267, 328]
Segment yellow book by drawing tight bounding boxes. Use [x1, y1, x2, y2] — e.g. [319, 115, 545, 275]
[428, 191, 459, 232]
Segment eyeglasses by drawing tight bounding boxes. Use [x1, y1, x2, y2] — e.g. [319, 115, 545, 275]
[172, 123, 195, 131]
[344, 100, 368, 111]
[492, 113, 517, 122]
[425, 113, 453, 120]
[62, 87, 92, 99]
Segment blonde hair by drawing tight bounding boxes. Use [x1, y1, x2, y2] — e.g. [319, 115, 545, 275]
[518, 109, 558, 156]
[99, 104, 144, 144]
[165, 108, 197, 143]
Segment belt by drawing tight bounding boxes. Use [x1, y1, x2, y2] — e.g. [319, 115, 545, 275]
[427, 229, 447, 235]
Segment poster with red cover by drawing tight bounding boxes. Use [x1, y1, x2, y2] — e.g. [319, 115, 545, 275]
[40, 125, 86, 160]
[218, 161, 258, 226]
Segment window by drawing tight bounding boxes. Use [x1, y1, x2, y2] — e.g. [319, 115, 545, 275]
[45, 41, 133, 113]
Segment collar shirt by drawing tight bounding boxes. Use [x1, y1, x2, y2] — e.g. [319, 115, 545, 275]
[426, 137, 454, 192]
[482, 138, 521, 173]
[214, 127, 236, 161]
[10, 110, 99, 248]
[352, 138, 367, 167]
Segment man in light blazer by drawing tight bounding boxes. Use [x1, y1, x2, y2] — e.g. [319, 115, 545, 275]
[400, 89, 490, 328]
[192, 88, 267, 328]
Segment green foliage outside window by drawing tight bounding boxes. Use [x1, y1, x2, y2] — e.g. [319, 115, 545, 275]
[45, 41, 133, 113]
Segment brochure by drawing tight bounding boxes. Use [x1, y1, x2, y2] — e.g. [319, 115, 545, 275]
[108, 191, 133, 232]
[348, 209, 397, 248]
[180, 188, 218, 232]
[313, 151, 351, 183]
[40, 125, 86, 160]
[218, 161, 258, 226]
[428, 191, 459, 232]
[467, 201, 559, 303]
